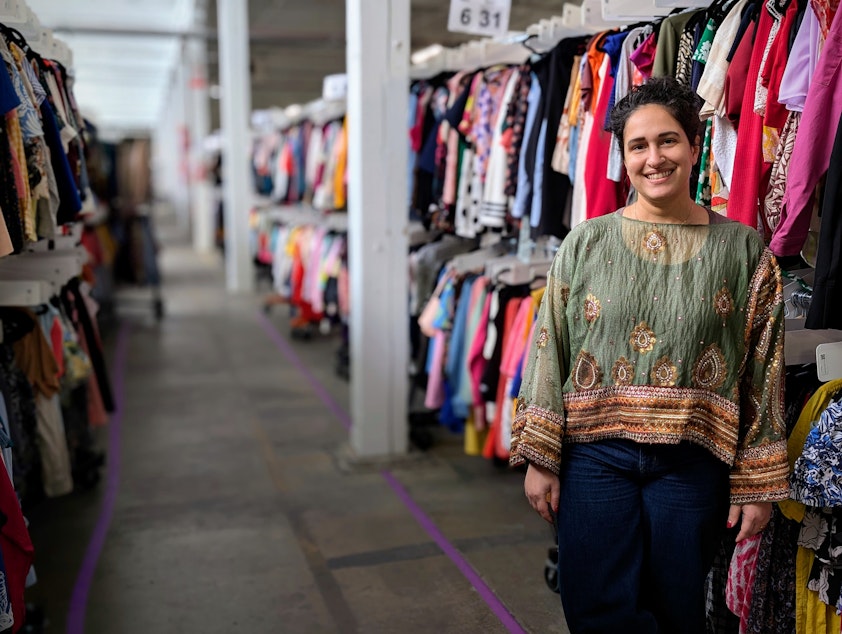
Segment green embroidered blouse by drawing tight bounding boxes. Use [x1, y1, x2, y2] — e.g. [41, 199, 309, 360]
[510, 209, 790, 504]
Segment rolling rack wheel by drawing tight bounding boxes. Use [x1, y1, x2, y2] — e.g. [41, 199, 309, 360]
[544, 545, 560, 593]
[154, 297, 165, 321]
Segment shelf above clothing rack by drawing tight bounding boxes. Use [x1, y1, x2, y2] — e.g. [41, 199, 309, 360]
[0, 279, 51, 307]
[785, 329, 842, 367]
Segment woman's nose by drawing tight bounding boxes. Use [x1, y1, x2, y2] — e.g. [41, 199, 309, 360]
[647, 149, 665, 166]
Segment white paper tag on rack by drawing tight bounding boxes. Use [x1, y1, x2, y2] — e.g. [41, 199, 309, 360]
[448, 0, 511, 37]
[817, 341, 842, 382]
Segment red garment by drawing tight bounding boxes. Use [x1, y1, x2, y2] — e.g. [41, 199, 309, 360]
[726, 8, 775, 229]
[762, 2, 801, 131]
[49, 316, 64, 379]
[724, 18, 755, 128]
[584, 70, 626, 219]
[0, 464, 34, 633]
[726, 533, 762, 632]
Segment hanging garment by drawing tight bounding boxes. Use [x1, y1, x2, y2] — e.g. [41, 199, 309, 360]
[805, 109, 842, 329]
[726, 6, 775, 230]
[771, 8, 842, 256]
[0, 458, 34, 634]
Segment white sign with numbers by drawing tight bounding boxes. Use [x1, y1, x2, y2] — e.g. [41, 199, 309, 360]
[447, 0, 511, 37]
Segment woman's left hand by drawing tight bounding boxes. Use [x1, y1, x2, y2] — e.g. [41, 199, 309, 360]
[728, 502, 772, 542]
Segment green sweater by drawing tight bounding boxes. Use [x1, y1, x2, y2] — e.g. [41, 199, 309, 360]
[510, 209, 789, 504]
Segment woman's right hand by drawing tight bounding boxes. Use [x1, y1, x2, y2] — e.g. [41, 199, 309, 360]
[525, 463, 560, 524]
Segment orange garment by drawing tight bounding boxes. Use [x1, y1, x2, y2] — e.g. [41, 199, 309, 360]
[12, 309, 60, 398]
[333, 119, 348, 209]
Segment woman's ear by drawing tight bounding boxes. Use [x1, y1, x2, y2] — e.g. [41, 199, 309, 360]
[692, 135, 702, 163]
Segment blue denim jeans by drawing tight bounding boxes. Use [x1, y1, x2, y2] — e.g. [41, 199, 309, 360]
[556, 439, 730, 634]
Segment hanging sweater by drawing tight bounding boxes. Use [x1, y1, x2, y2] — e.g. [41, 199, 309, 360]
[510, 209, 789, 504]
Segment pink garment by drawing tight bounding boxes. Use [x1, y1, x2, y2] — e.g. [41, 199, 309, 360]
[629, 31, 658, 80]
[500, 298, 532, 378]
[468, 292, 493, 429]
[303, 226, 328, 312]
[770, 11, 842, 256]
[726, 533, 762, 633]
[725, 7, 774, 229]
[424, 331, 447, 410]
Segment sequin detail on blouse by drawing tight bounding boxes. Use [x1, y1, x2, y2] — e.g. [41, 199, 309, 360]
[714, 287, 735, 321]
[572, 351, 603, 391]
[630, 322, 657, 354]
[611, 357, 635, 385]
[584, 294, 601, 323]
[643, 228, 668, 254]
[651, 356, 678, 386]
[693, 344, 727, 390]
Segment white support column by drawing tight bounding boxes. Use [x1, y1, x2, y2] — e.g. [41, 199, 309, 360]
[346, 0, 410, 458]
[186, 35, 214, 253]
[216, 0, 254, 292]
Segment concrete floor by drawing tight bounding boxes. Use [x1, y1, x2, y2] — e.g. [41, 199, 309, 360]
[25, 218, 569, 633]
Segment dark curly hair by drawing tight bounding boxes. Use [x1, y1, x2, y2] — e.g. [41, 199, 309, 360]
[608, 77, 703, 155]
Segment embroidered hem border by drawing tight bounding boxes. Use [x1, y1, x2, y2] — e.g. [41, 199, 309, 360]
[562, 385, 740, 463]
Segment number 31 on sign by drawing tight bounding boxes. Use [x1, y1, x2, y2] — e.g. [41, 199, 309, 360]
[447, 0, 511, 37]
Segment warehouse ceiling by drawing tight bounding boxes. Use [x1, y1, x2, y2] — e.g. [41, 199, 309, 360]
[21, 0, 582, 138]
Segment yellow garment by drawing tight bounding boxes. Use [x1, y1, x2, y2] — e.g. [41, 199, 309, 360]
[568, 56, 585, 127]
[464, 412, 488, 456]
[333, 118, 348, 210]
[778, 378, 842, 523]
[796, 547, 842, 634]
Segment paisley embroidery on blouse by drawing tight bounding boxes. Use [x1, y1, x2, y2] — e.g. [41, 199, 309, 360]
[536, 327, 550, 349]
[693, 344, 727, 390]
[572, 351, 603, 391]
[560, 283, 570, 306]
[611, 357, 635, 385]
[584, 294, 601, 323]
[630, 322, 657, 354]
[643, 229, 667, 254]
[650, 356, 678, 386]
[713, 287, 735, 321]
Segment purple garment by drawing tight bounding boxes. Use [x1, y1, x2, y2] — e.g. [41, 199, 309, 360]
[777, 2, 821, 112]
[629, 31, 657, 80]
[770, 8, 842, 256]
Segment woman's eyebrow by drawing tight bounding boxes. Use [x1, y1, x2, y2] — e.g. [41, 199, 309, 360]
[625, 131, 682, 145]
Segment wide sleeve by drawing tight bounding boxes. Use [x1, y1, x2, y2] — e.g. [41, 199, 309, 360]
[509, 251, 572, 474]
[731, 248, 790, 504]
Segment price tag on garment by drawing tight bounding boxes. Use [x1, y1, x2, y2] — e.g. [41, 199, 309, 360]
[447, 0, 511, 37]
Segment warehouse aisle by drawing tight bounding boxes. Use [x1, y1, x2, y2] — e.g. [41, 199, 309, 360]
[25, 216, 567, 634]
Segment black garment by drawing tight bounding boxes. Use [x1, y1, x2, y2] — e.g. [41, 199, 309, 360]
[478, 283, 531, 403]
[39, 99, 81, 225]
[805, 110, 842, 329]
[529, 36, 590, 240]
[60, 279, 114, 413]
[0, 117, 23, 253]
[0, 345, 41, 503]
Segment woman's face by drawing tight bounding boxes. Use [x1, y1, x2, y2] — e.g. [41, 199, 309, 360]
[622, 104, 699, 209]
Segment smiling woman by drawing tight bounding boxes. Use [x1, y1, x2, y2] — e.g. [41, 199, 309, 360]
[511, 76, 790, 634]
[608, 76, 704, 225]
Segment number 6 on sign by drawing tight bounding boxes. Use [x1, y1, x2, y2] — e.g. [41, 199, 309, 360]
[448, 0, 511, 37]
